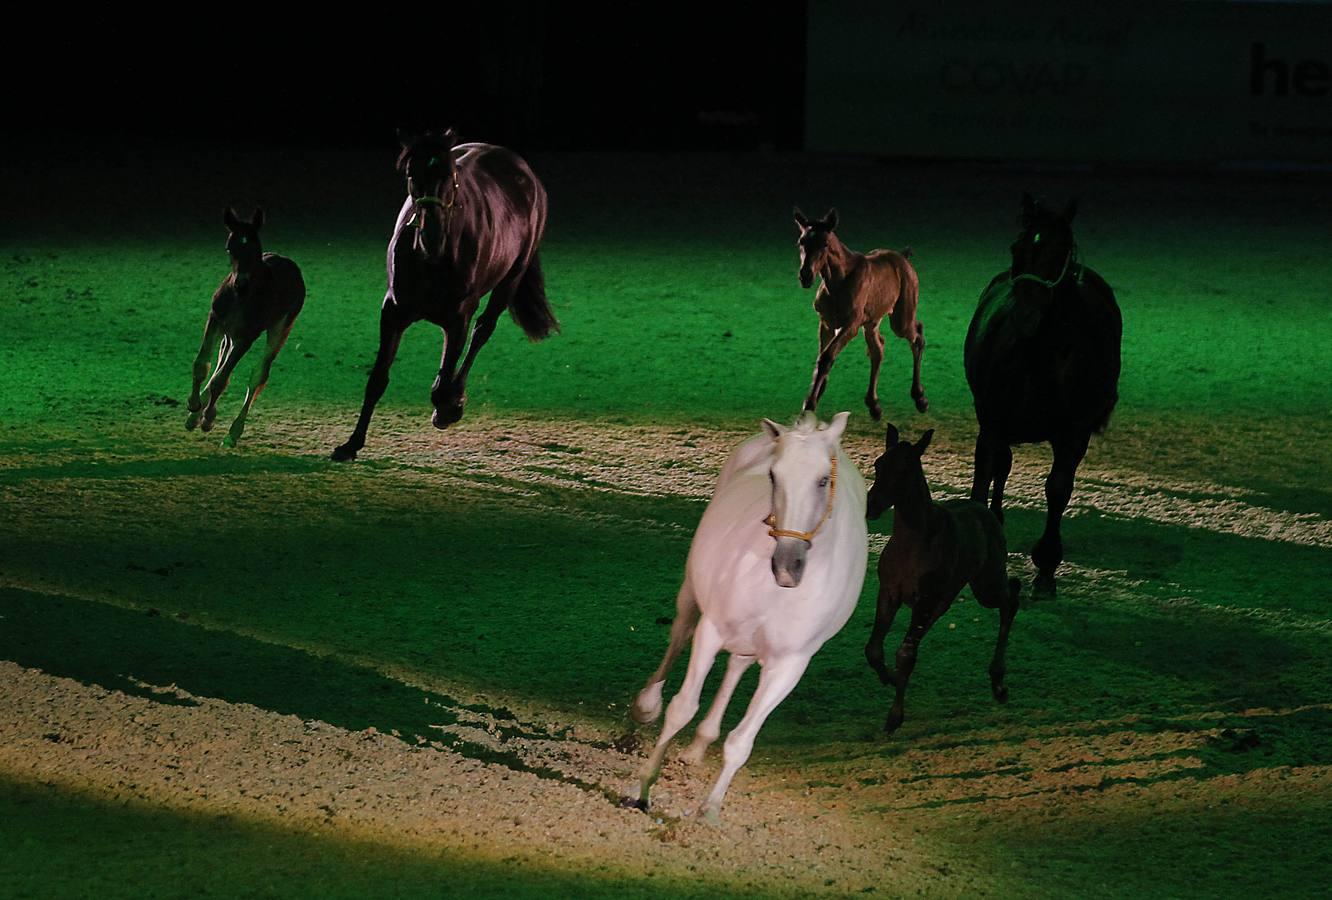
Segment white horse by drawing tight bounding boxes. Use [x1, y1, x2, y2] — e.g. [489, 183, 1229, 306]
[631, 410, 868, 822]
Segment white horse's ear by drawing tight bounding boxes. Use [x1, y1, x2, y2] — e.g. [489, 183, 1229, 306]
[761, 418, 786, 440]
[822, 411, 850, 444]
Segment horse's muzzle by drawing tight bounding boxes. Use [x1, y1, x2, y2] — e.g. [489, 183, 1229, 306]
[798, 270, 814, 289]
[771, 540, 807, 588]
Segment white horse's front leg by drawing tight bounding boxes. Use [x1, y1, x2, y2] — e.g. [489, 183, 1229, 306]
[680, 652, 754, 765]
[700, 653, 811, 823]
[636, 617, 723, 810]
[632, 579, 699, 724]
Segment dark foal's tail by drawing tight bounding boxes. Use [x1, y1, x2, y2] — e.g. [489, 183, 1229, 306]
[508, 251, 560, 341]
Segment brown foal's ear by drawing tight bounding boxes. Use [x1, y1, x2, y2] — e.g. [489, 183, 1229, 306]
[823, 208, 839, 231]
[396, 127, 418, 147]
[251, 207, 265, 231]
[1062, 197, 1079, 223]
[915, 429, 934, 455]
[224, 207, 242, 230]
[793, 206, 809, 229]
[884, 422, 900, 448]
[1022, 192, 1038, 215]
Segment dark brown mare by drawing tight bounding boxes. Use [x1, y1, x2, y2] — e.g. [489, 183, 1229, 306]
[965, 194, 1122, 594]
[331, 129, 558, 461]
[186, 208, 305, 447]
[864, 423, 1021, 735]
[793, 207, 927, 420]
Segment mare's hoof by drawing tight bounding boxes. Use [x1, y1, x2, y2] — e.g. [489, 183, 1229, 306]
[199, 417, 215, 433]
[330, 444, 359, 462]
[184, 413, 200, 431]
[884, 713, 904, 735]
[221, 433, 238, 449]
[993, 684, 1010, 704]
[914, 395, 929, 413]
[1032, 573, 1057, 597]
[867, 404, 883, 422]
[619, 795, 649, 812]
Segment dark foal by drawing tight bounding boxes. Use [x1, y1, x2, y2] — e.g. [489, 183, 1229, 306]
[864, 424, 1021, 735]
[793, 207, 927, 420]
[965, 194, 1122, 594]
[331, 128, 558, 461]
[187, 208, 305, 447]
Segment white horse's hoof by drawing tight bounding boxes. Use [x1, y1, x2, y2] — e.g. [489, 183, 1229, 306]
[678, 740, 709, 766]
[631, 681, 664, 725]
[698, 804, 722, 826]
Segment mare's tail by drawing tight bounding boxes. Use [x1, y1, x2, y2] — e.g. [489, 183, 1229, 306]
[508, 251, 560, 341]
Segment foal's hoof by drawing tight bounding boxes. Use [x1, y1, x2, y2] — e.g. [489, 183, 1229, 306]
[992, 683, 1010, 704]
[1032, 573, 1057, 597]
[199, 416, 216, 433]
[184, 412, 200, 431]
[330, 443, 359, 462]
[431, 400, 464, 430]
[221, 433, 238, 449]
[619, 795, 649, 812]
[866, 401, 883, 422]
[914, 395, 929, 413]
[698, 805, 722, 826]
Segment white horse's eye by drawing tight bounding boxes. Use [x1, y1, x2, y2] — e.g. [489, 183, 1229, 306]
[818, 476, 829, 488]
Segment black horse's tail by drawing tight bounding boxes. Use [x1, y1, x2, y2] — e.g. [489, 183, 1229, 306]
[508, 251, 560, 341]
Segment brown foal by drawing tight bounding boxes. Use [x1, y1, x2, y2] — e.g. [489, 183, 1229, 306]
[794, 207, 927, 420]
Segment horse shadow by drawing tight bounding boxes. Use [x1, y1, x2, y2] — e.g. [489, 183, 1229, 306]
[0, 586, 615, 798]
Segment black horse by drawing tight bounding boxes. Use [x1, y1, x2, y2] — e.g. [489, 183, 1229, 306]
[965, 194, 1122, 594]
[332, 129, 558, 461]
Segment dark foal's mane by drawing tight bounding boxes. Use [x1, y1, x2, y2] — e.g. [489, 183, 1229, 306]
[965, 193, 1122, 593]
[863, 423, 1021, 735]
[332, 128, 558, 461]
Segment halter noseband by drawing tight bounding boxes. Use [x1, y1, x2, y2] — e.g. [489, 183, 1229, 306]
[1011, 241, 1083, 289]
[764, 454, 839, 544]
[406, 168, 463, 234]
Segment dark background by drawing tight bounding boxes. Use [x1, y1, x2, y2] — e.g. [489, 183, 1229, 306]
[11, 4, 805, 153]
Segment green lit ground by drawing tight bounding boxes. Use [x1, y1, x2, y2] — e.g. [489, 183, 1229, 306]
[1, 145, 1329, 897]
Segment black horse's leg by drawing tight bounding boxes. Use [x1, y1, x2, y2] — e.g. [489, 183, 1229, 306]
[986, 578, 1021, 702]
[885, 602, 934, 735]
[436, 288, 509, 427]
[863, 323, 885, 421]
[186, 317, 223, 430]
[223, 315, 294, 449]
[333, 300, 407, 461]
[990, 442, 1013, 524]
[804, 326, 856, 411]
[1031, 432, 1090, 594]
[429, 311, 471, 430]
[199, 333, 255, 433]
[909, 320, 928, 413]
[970, 429, 996, 512]
[864, 581, 903, 686]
